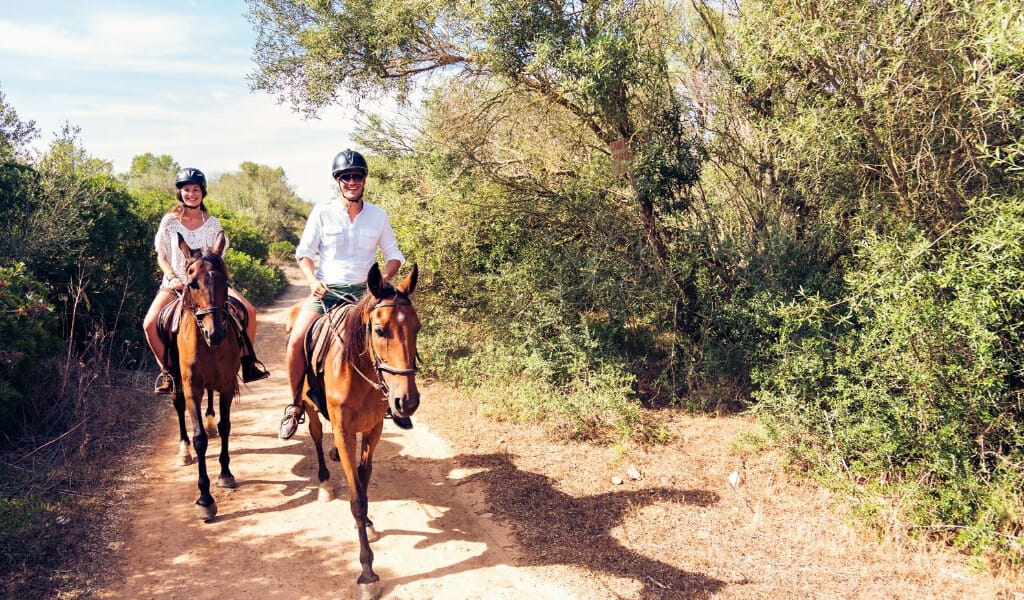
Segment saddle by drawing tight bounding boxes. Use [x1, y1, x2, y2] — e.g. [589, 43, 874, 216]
[301, 303, 355, 417]
[157, 295, 248, 372]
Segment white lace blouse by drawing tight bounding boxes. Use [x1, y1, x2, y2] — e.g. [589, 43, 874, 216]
[154, 212, 229, 288]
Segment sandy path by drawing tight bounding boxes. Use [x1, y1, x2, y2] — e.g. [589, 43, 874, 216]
[94, 274, 577, 600]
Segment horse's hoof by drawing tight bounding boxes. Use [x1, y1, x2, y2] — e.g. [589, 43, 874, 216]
[357, 581, 381, 600]
[218, 475, 237, 489]
[196, 501, 217, 521]
[318, 482, 334, 502]
[177, 441, 193, 466]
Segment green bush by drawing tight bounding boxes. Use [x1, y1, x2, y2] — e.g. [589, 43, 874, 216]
[0, 263, 60, 433]
[268, 240, 296, 263]
[224, 250, 287, 305]
[754, 193, 1024, 560]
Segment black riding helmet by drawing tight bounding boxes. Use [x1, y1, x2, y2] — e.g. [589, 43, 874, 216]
[175, 167, 208, 197]
[331, 149, 368, 178]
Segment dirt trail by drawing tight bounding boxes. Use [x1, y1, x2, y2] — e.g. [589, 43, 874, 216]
[94, 273, 577, 600]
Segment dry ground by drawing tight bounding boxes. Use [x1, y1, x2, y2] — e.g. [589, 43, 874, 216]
[83, 269, 1022, 600]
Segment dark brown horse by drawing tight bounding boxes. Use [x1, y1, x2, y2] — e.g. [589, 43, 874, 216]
[166, 232, 241, 521]
[292, 263, 420, 600]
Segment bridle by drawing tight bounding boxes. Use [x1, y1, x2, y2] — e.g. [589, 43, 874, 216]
[182, 256, 229, 347]
[322, 288, 418, 399]
[365, 296, 419, 398]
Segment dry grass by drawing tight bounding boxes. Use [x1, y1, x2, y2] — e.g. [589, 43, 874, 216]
[416, 380, 1024, 600]
[0, 367, 164, 600]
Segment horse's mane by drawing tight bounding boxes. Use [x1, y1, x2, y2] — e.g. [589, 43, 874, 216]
[339, 285, 403, 365]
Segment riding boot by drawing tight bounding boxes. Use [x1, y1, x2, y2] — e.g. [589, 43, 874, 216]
[241, 353, 270, 383]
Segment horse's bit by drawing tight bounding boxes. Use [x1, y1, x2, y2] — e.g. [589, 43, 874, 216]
[183, 260, 228, 346]
[321, 289, 418, 399]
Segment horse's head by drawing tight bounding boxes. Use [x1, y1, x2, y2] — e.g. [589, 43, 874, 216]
[363, 262, 420, 419]
[178, 232, 231, 347]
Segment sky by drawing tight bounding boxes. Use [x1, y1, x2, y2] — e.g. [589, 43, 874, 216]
[0, 1, 379, 206]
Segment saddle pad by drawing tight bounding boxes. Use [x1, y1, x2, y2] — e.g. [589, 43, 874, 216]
[302, 304, 354, 417]
[304, 303, 354, 377]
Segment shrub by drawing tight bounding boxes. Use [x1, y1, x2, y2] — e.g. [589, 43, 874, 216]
[224, 250, 287, 305]
[0, 263, 60, 433]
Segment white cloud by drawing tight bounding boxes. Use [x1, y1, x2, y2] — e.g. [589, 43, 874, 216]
[1, 2, 415, 206]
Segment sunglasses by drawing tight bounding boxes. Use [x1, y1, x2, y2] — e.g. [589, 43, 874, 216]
[336, 173, 366, 183]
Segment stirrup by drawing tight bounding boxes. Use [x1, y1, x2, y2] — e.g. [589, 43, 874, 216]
[278, 405, 306, 440]
[242, 358, 270, 383]
[154, 371, 174, 395]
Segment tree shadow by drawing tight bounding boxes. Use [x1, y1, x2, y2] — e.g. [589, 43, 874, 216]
[374, 449, 725, 599]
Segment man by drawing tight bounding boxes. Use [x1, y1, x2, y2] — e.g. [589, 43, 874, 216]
[278, 149, 410, 440]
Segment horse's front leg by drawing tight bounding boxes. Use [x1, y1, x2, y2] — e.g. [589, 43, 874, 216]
[205, 389, 218, 438]
[333, 426, 380, 599]
[357, 421, 384, 541]
[216, 390, 236, 489]
[173, 387, 193, 466]
[184, 381, 216, 521]
[306, 402, 333, 502]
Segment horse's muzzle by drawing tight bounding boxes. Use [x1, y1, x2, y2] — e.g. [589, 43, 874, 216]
[390, 390, 419, 419]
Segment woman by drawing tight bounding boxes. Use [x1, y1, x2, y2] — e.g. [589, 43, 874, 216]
[142, 167, 269, 394]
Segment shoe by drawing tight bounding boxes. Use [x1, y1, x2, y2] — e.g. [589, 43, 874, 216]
[385, 407, 413, 430]
[154, 371, 174, 395]
[278, 405, 305, 440]
[242, 356, 270, 383]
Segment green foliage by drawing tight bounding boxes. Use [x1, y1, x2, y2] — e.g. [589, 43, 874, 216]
[224, 249, 287, 305]
[124, 152, 178, 195]
[0, 89, 38, 161]
[212, 207, 269, 259]
[0, 264, 60, 432]
[754, 192, 1024, 560]
[267, 239, 296, 263]
[211, 162, 309, 244]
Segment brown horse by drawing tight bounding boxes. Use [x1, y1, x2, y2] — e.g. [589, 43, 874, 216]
[166, 232, 241, 521]
[292, 263, 420, 600]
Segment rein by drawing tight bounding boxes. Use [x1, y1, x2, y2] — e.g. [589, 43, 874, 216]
[321, 288, 418, 399]
[182, 256, 229, 346]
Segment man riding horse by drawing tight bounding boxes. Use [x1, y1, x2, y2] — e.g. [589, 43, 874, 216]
[278, 149, 411, 439]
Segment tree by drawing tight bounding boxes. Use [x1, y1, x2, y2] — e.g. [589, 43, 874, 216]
[125, 152, 179, 195]
[0, 88, 38, 161]
[247, 0, 704, 292]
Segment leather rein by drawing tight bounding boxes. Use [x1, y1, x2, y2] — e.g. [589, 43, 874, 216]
[323, 290, 418, 399]
[181, 256, 229, 346]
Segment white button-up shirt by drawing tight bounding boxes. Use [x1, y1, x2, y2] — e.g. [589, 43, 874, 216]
[295, 200, 404, 285]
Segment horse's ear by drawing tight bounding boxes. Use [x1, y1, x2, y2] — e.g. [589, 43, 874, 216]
[211, 231, 227, 256]
[177, 232, 198, 259]
[396, 263, 417, 296]
[367, 263, 384, 299]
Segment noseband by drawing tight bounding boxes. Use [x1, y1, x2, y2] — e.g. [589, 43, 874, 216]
[183, 257, 228, 346]
[362, 295, 418, 399]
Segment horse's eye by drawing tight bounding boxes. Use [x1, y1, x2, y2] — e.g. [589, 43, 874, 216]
[189, 279, 199, 289]
[373, 326, 387, 338]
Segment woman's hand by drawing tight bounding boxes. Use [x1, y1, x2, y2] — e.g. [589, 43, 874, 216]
[169, 275, 185, 290]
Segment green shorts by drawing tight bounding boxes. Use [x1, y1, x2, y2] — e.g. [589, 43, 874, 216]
[303, 282, 365, 314]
